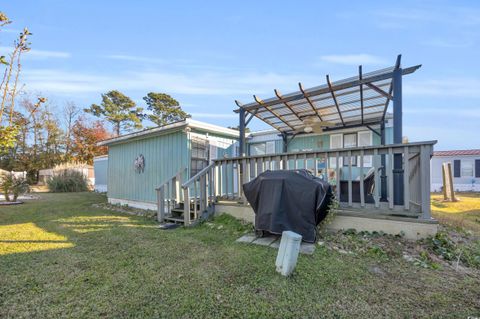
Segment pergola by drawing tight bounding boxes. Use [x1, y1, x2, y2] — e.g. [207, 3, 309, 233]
[234, 55, 421, 205]
[234, 55, 421, 155]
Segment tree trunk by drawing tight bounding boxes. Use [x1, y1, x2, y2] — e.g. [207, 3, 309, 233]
[3, 190, 10, 202]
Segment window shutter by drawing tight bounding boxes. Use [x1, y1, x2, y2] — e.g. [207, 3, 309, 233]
[453, 160, 461, 178]
[475, 159, 480, 178]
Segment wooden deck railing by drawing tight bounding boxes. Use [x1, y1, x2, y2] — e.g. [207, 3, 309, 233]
[157, 141, 436, 225]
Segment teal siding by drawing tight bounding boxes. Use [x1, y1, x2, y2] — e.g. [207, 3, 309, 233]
[384, 127, 393, 144]
[108, 130, 188, 203]
[287, 134, 330, 152]
[93, 158, 108, 185]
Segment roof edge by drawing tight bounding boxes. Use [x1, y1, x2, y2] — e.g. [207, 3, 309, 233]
[98, 118, 239, 146]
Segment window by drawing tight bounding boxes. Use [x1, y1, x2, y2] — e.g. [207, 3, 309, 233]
[461, 160, 473, 177]
[453, 160, 461, 178]
[476, 159, 480, 178]
[249, 143, 266, 156]
[191, 138, 208, 176]
[343, 133, 357, 166]
[329, 134, 343, 168]
[358, 131, 373, 167]
[249, 141, 275, 156]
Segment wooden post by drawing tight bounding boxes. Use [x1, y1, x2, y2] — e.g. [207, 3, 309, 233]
[420, 145, 432, 219]
[348, 150, 353, 207]
[183, 187, 190, 225]
[359, 149, 365, 208]
[335, 152, 340, 201]
[157, 186, 165, 222]
[442, 163, 448, 200]
[373, 149, 380, 208]
[388, 148, 394, 209]
[403, 146, 410, 211]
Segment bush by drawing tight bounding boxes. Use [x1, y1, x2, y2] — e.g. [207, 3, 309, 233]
[47, 170, 89, 193]
[0, 174, 29, 201]
[0, 173, 13, 201]
[11, 176, 29, 201]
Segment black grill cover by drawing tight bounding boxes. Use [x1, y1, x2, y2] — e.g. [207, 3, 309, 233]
[243, 169, 333, 243]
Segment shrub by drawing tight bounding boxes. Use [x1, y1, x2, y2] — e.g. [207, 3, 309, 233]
[0, 174, 29, 201]
[12, 176, 29, 201]
[47, 170, 89, 193]
[0, 173, 13, 201]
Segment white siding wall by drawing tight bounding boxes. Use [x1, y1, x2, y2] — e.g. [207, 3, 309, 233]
[430, 155, 480, 192]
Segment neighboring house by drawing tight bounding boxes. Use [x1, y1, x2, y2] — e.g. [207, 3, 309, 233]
[38, 164, 94, 186]
[430, 149, 480, 192]
[98, 119, 239, 210]
[0, 169, 27, 179]
[93, 155, 108, 192]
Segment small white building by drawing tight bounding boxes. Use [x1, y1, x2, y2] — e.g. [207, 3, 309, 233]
[430, 149, 480, 192]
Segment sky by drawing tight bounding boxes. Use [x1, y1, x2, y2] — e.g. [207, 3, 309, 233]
[1, 0, 479, 150]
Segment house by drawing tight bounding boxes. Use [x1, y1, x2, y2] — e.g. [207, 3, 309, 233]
[101, 55, 438, 239]
[98, 119, 239, 210]
[38, 163, 94, 186]
[430, 149, 480, 192]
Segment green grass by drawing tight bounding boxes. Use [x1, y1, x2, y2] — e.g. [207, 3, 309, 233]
[1, 193, 479, 318]
[431, 193, 480, 235]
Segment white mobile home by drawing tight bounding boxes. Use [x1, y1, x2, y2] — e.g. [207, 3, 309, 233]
[430, 150, 480, 192]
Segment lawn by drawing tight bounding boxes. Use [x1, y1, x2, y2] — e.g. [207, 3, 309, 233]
[0, 193, 479, 318]
[431, 192, 480, 235]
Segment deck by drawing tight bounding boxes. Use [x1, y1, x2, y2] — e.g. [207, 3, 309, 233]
[156, 141, 436, 234]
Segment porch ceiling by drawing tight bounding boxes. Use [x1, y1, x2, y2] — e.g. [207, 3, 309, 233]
[235, 56, 421, 134]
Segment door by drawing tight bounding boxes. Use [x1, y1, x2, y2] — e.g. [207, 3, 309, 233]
[190, 137, 209, 177]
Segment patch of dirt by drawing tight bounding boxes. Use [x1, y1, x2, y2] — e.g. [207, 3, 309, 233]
[92, 203, 157, 219]
[320, 226, 480, 275]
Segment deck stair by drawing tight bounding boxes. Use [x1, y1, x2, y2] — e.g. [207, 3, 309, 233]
[163, 201, 212, 225]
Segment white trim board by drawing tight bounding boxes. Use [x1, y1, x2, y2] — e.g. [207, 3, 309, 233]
[108, 197, 157, 211]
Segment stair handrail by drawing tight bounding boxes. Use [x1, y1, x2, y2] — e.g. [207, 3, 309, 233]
[156, 167, 187, 223]
[181, 162, 216, 225]
[181, 162, 215, 188]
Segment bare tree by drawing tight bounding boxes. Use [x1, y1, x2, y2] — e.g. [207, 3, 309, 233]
[63, 101, 80, 158]
[0, 27, 31, 124]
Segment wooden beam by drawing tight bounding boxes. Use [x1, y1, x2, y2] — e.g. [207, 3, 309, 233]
[253, 95, 296, 131]
[298, 82, 323, 121]
[274, 89, 303, 123]
[236, 99, 287, 133]
[261, 102, 386, 122]
[233, 64, 421, 113]
[365, 82, 393, 100]
[326, 75, 345, 126]
[382, 54, 402, 121]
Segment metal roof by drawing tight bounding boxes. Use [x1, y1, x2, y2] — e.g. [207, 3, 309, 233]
[98, 118, 239, 146]
[434, 149, 480, 157]
[235, 57, 421, 134]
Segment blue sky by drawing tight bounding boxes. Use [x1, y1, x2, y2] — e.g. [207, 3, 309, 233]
[1, 0, 479, 150]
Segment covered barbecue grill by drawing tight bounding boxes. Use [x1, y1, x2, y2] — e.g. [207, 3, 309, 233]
[243, 169, 333, 243]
